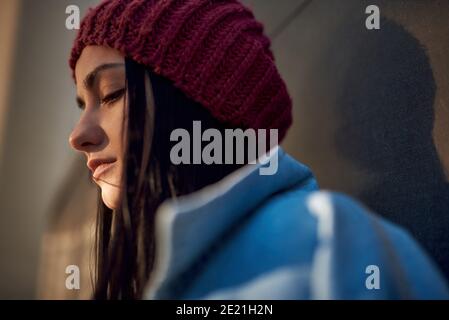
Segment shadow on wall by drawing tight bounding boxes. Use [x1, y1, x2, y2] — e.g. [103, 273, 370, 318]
[329, 17, 449, 278]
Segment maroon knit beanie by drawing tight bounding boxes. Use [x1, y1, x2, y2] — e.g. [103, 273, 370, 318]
[70, 0, 292, 141]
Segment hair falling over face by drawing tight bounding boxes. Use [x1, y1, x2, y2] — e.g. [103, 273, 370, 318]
[93, 58, 242, 299]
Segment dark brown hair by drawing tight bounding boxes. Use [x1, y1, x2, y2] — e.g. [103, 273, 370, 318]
[93, 58, 241, 299]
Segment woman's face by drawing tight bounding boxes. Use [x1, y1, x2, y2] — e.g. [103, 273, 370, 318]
[70, 46, 127, 209]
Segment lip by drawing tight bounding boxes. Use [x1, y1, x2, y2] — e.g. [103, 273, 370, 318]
[87, 158, 116, 180]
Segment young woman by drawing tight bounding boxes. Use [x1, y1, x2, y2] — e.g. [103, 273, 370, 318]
[68, 0, 449, 299]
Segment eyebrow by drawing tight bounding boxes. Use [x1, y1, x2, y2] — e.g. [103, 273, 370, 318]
[76, 63, 125, 109]
[83, 63, 125, 89]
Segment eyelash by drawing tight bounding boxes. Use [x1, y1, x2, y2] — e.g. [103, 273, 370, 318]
[101, 88, 126, 106]
[76, 88, 126, 111]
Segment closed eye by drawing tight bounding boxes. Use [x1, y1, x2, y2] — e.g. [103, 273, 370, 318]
[101, 88, 126, 106]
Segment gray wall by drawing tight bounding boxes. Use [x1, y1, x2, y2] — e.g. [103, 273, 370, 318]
[0, 0, 96, 299]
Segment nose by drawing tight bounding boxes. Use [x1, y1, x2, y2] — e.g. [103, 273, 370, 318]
[69, 111, 104, 152]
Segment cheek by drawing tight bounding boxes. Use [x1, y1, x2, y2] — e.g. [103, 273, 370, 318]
[101, 103, 127, 153]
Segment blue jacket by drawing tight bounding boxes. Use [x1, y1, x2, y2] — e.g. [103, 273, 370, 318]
[143, 147, 449, 299]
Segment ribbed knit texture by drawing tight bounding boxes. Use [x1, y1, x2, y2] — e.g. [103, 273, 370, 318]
[70, 0, 292, 141]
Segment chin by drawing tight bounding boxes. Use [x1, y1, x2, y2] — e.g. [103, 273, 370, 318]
[99, 183, 121, 210]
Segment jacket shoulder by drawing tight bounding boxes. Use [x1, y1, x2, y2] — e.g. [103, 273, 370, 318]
[191, 190, 449, 299]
